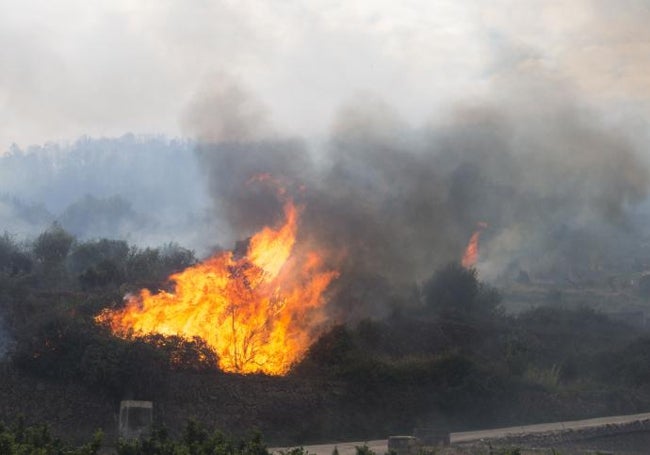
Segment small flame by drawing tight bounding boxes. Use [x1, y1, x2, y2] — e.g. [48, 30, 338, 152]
[461, 222, 487, 269]
[96, 197, 338, 376]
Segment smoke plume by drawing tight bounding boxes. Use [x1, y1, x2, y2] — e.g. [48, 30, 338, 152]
[190, 72, 648, 316]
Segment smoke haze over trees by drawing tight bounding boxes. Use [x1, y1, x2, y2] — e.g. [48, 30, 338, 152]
[0, 74, 609, 323]
[3, 72, 650, 299]
[4, 2, 650, 450]
[0, 135, 215, 254]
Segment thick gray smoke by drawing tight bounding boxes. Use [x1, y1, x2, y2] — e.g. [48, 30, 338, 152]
[190, 74, 648, 316]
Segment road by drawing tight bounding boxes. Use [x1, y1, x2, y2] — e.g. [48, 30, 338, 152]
[272, 411, 650, 455]
[450, 411, 650, 443]
[273, 439, 387, 455]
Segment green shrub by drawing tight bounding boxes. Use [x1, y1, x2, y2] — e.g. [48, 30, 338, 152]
[117, 420, 271, 455]
[355, 444, 375, 455]
[0, 418, 102, 455]
[422, 263, 501, 321]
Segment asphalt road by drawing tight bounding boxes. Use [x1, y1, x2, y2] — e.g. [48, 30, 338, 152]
[450, 411, 650, 443]
[272, 411, 650, 455]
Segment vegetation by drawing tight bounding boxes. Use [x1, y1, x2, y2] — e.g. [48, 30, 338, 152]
[116, 420, 271, 455]
[0, 418, 102, 455]
[0, 418, 294, 455]
[1, 225, 650, 444]
[0, 417, 583, 455]
[0, 227, 203, 403]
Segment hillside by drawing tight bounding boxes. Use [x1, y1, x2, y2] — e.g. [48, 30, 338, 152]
[3, 228, 650, 446]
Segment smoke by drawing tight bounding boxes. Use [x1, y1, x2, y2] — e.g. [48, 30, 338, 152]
[0, 315, 10, 359]
[191, 72, 648, 314]
[435, 74, 648, 280]
[182, 73, 274, 145]
[0, 135, 217, 254]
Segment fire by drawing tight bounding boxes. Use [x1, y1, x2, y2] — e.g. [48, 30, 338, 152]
[461, 222, 488, 269]
[96, 199, 338, 375]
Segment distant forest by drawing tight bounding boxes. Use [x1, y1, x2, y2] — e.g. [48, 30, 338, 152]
[0, 135, 215, 253]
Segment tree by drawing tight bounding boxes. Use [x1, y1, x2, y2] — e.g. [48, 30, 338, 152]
[422, 263, 500, 321]
[31, 222, 75, 287]
[32, 222, 74, 266]
[68, 238, 129, 274]
[0, 232, 32, 276]
[160, 242, 196, 273]
[69, 238, 130, 289]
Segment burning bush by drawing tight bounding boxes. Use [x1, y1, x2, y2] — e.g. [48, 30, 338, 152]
[96, 196, 339, 376]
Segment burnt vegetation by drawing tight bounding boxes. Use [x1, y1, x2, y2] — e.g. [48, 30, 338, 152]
[1, 225, 650, 445]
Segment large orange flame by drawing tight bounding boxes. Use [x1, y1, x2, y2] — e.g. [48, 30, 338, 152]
[461, 222, 487, 269]
[96, 200, 338, 375]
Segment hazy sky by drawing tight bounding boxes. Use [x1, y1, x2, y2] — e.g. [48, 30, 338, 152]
[1, 0, 649, 150]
